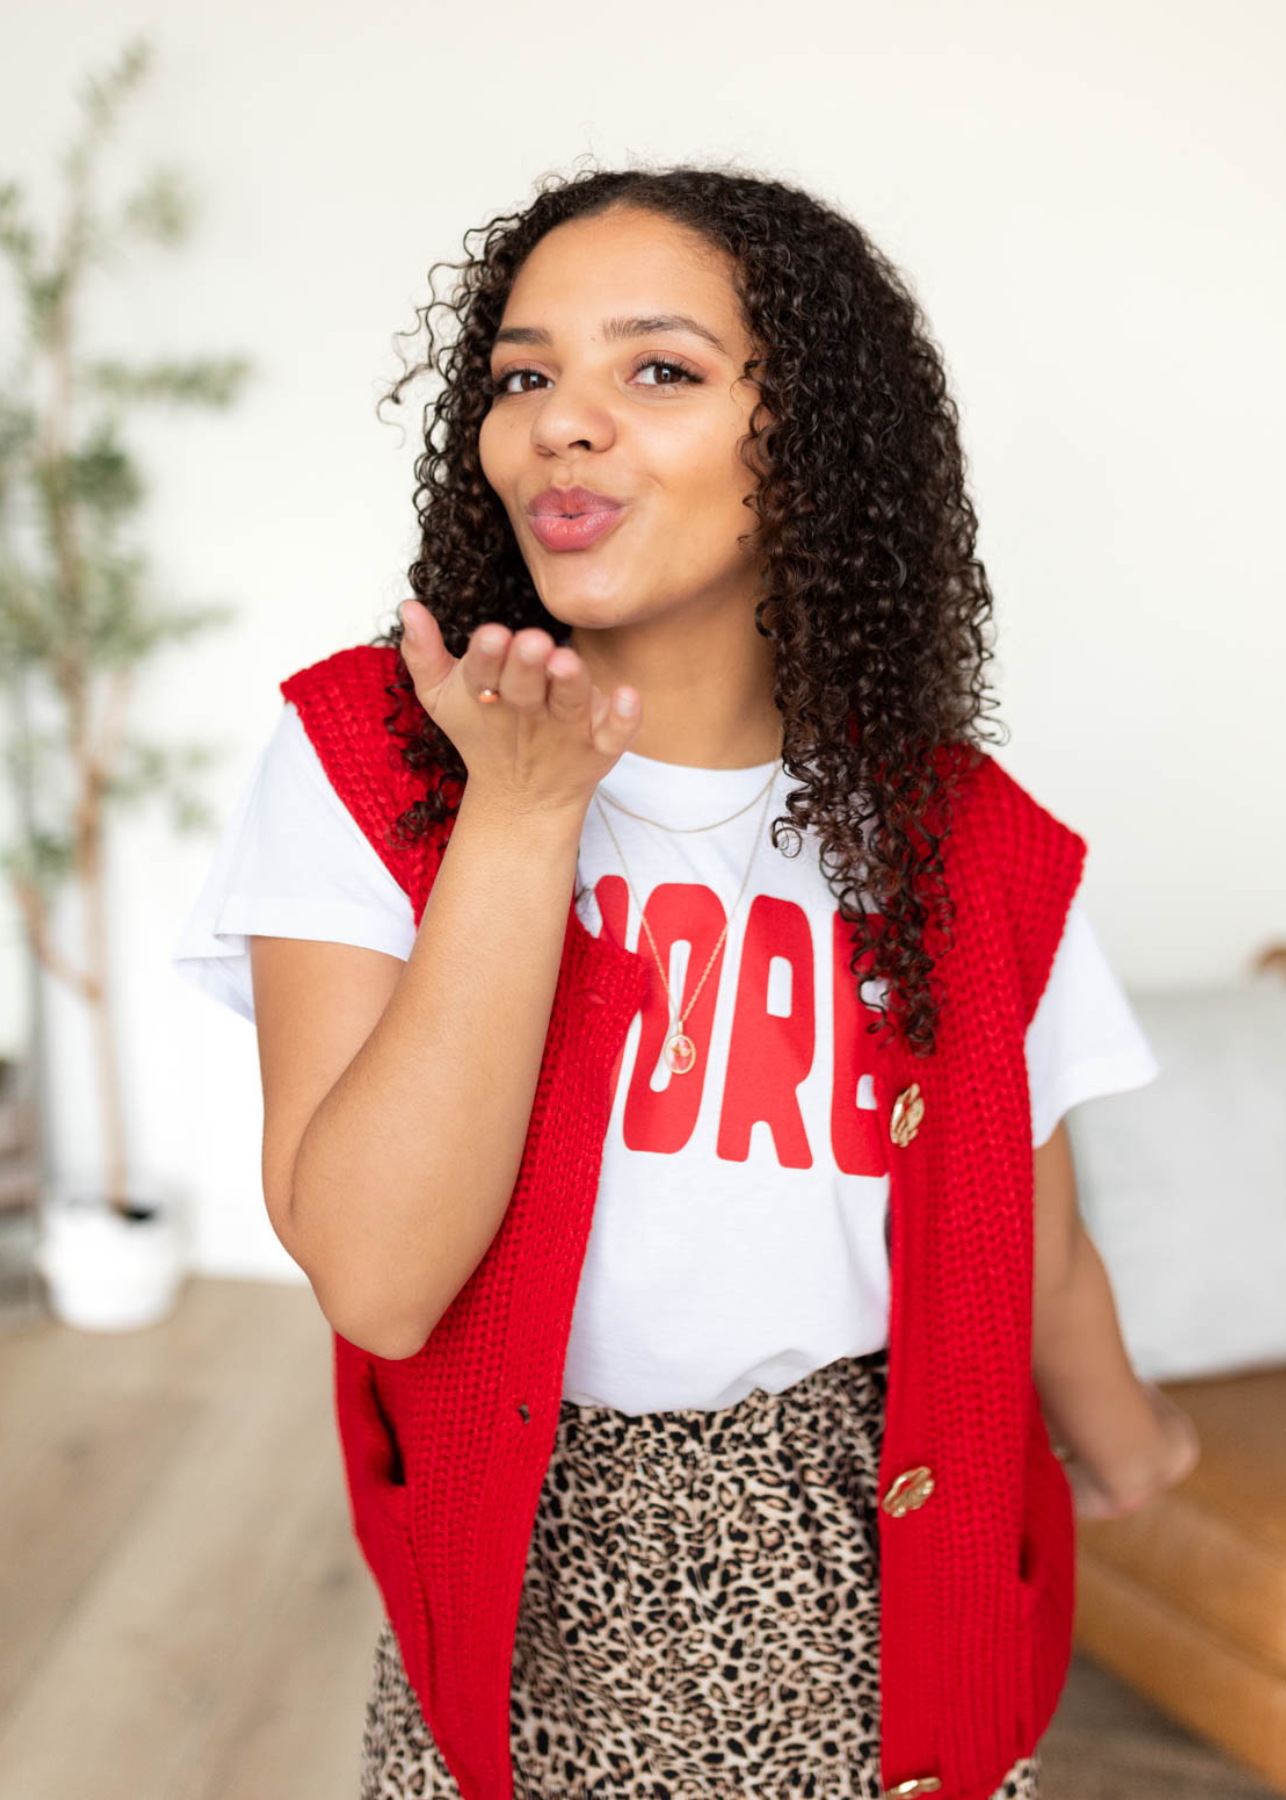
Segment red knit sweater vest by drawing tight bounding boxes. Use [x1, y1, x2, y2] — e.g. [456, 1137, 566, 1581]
[280, 643, 1088, 1800]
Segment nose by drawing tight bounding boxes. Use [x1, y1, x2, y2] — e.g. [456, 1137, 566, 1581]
[526, 375, 617, 458]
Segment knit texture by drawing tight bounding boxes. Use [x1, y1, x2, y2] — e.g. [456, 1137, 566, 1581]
[280, 643, 1088, 1800]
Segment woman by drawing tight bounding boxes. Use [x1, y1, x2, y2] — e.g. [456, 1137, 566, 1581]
[172, 164, 1197, 1799]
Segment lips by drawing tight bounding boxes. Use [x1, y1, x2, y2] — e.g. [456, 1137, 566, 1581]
[528, 483, 624, 517]
[527, 505, 628, 552]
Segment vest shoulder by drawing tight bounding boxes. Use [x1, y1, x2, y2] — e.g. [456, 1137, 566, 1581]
[952, 748, 1089, 1023]
[278, 641, 423, 779]
[279, 641, 404, 720]
[952, 746, 1088, 864]
[278, 642, 440, 887]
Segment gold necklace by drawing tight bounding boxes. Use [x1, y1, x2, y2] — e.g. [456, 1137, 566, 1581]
[591, 766, 780, 1075]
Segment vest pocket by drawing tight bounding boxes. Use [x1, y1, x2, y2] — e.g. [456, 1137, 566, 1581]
[334, 1338, 430, 1696]
[1018, 1516, 1044, 1614]
[365, 1358, 408, 1492]
[1016, 1392, 1077, 1746]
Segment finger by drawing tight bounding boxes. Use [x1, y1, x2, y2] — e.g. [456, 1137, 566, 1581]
[398, 600, 455, 700]
[498, 628, 556, 711]
[462, 621, 511, 700]
[590, 682, 641, 754]
[544, 645, 591, 722]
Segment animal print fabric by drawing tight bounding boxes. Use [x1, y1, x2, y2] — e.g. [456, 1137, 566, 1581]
[358, 1345, 1041, 1799]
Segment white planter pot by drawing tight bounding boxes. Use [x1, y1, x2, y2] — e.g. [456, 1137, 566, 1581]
[34, 1175, 187, 1331]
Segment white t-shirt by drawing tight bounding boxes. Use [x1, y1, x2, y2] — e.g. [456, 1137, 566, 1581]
[172, 701, 1161, 1413]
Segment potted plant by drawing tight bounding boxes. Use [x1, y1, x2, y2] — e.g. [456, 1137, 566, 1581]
[0, 33, 254, 1329]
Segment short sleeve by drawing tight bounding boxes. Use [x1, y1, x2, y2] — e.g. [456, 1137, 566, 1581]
[169, 700, 417, 1023]
[1025, 897, 1161, 1147]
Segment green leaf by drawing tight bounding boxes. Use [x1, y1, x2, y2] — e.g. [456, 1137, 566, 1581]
[30, 416, 145, 521]
[102, 735, 231, 822]
[71, 34, 154, 148]
[0, 396, 39, 466]
[115, 162, 194, 250]
[0, 181, 40, 273]
[80, 353, 255, 408]
[0, 564, 64, 660]
[0, 830, 77, 891]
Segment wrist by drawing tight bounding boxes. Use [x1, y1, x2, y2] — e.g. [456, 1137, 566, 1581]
[458, 782, 587, 842]
[1086, 1384, 1194, 1513]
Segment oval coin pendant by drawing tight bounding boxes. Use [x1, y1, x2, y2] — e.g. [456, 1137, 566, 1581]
[663, 1031, 696, 1075]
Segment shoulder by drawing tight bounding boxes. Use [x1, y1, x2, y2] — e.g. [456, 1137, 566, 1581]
[278, 640, 431, 790]
[942, 743, 1081, 842]
[940, 745, 1090, 1025]
[279, 642, 410, 758]
[942, 744, 1087, 870]
[277, 641, 443, 892]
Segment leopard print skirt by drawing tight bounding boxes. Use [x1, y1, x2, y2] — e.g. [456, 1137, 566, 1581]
[359, 1345, 1042, 1799]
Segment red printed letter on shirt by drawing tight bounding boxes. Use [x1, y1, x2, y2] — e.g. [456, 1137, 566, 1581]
[831, 909, 887, 1177]
[621, 882, 728, 1153]
[717, 894, 815, 1168]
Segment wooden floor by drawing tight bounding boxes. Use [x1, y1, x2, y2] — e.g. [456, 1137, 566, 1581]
[0, 1275, 1278, 1800]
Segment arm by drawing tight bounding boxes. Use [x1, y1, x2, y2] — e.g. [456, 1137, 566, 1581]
[251, 783, 588, 1361]
[1031, 1120, 1200, 1516]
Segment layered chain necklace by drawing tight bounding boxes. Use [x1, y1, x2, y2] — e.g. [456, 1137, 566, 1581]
[591, 763, 780, 1075]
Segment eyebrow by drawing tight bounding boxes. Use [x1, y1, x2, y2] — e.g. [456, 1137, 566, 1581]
[490, 312, 728, 356]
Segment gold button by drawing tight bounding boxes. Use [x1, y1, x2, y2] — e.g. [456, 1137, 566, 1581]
[881, 1465, 936, 1517]
[890, 1082, 924, 1146]
[883, 1780, 943, 1798]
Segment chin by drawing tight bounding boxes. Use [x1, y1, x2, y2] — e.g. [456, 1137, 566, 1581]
[535, 582, 651, 631]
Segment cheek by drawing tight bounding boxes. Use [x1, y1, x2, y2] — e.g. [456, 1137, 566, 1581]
[647, 477, 758, 583]
[476, 412, 500, 483]
[477, 409, 522, 493]
[648, 408, 753, 510]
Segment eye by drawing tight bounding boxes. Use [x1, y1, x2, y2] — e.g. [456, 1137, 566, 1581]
[630, 354, 702, 388]
[488, 353, 704, 397]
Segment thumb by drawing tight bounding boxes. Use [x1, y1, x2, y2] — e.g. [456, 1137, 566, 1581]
[399, 599, 455, 698]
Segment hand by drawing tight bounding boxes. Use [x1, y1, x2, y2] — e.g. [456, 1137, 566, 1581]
[396, 599, 643, 819]
[1139, 1379, 1202, 1490]
[1065, 1382, 1201, 1521]
[1065, 1455, 1132, 1522]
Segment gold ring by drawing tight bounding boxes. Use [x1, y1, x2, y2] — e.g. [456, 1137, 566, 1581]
[477, 687, 501, 704]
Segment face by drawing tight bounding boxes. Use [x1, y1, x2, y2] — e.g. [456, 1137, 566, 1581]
[477, 206, 769, 634]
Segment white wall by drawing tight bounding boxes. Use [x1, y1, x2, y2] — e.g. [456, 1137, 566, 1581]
[2, 0, 1281, 1279]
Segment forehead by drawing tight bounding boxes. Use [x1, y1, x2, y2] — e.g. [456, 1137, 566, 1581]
[497, 208, 742, 347]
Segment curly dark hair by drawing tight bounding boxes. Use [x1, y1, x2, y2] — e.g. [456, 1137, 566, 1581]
[368, 159, 1010, 1057]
